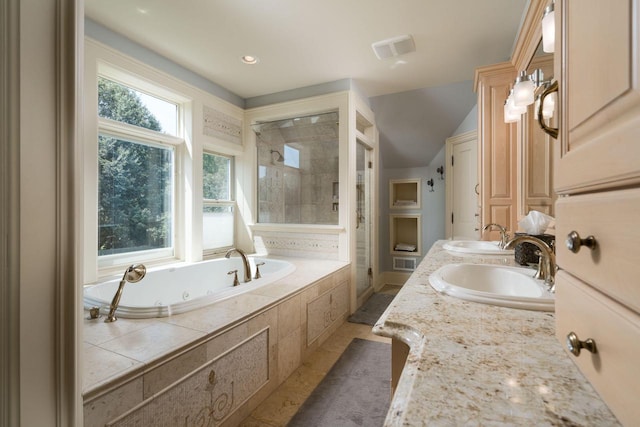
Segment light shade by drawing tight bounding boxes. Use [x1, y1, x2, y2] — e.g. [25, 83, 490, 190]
[513, 72, 536, 107]
[542, 92, 556, 119]
[542, 4, 555, 53]
[504, 98, 521, 123]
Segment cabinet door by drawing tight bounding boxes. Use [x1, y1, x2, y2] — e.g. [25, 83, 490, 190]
[556, 0, 640, 193]
[476, 62, 518, 237]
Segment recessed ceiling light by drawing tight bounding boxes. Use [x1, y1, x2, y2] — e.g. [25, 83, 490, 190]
[241, 55, 259, 65]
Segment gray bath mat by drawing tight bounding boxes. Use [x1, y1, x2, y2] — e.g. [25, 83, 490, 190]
[348, 293, 395, 326]
[287, 338, 391, 427]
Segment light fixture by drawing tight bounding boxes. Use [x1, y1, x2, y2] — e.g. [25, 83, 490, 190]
[241, 55, 259, 65]
[504, 89, 527, 123]
[436, 166, 444, 180]
[426, 178, 435, 192]
[542, 2, 555, 53]
[513, 71, 535, 107]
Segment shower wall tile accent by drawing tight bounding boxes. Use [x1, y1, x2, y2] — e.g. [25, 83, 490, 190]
[203, 105, 242, 145]
[253, 231, 339, 260]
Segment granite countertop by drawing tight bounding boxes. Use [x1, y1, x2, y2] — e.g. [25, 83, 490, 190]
[373, 240, 619, 426]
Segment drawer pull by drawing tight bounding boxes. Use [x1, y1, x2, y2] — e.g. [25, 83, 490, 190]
[566, 331, 597, 356]
[565, 231, 597, 253]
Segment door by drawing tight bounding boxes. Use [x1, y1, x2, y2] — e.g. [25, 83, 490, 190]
[446, 131, 479, 239]
[355, 142, 372, 297]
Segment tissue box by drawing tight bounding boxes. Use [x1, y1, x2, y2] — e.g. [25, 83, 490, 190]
[514, 233, 555, 266]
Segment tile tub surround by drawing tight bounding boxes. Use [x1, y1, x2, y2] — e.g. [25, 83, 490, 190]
[373, 241, 620, 426]
[82, 256, 349, 426]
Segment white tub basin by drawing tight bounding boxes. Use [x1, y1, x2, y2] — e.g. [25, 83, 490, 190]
[429, 263, 554, 311]
[443, 240, 515, 255]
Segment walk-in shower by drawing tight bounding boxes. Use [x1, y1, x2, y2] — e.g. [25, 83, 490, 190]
[253, 111, 339, 225]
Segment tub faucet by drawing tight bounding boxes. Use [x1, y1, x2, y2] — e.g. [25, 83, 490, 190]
[105, 264, 146, 322]
[225, 248, 252, 283]
[504, 235, 557, 292]
[483, 223, 510, 249]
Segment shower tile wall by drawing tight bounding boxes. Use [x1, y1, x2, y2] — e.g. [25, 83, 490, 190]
[256, 113, 339, 225]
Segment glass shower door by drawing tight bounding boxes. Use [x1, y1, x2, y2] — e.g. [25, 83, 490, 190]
[356, 142, 372, 297]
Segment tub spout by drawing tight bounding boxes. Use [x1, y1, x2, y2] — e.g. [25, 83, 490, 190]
[225, 248, 252, 283]
[105, 264, 146, 322]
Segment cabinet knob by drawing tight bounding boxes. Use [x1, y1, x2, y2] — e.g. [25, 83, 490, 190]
[565, 231, 597, 253]
[566, 331, 597, 357]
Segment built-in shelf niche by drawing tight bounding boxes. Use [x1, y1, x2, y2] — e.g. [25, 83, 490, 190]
[390, 214, 421, 256]
[390, 179, 421, 209]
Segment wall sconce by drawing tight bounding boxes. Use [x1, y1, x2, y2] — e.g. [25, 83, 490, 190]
[436, 166, 444, 180]
[542, 2, 555, 53]
[504, 69, 555, 124]
[426, 178, 435, 192]
[504, 89, 526, 123]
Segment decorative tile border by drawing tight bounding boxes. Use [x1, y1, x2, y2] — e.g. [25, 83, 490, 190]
[254, 231, 339, 260]
[203, 105, 242, 145]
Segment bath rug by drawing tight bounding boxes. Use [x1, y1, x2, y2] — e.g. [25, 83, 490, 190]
[287, 338, 391, 427]
[347, 293, 395, 326]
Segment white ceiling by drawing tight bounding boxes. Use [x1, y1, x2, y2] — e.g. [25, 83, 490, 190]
[85, 0, 529, 167]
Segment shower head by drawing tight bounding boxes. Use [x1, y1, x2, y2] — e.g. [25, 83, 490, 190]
[123, 264, 146, 283]
[270, 149, 285, 163]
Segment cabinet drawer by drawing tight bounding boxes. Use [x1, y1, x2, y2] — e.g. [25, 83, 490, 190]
[556, 188, 640, 312]
[556, 271, 640, 426]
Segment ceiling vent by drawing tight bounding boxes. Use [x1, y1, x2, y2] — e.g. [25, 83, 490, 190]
[371, 35, 415, 60]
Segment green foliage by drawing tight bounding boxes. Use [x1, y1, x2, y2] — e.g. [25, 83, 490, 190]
[98, 78, 172, 255]
[203, 153, 230, 200]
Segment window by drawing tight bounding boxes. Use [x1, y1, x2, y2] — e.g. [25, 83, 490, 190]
[97, 77, 180, 266]
[203, 152, 235, 253]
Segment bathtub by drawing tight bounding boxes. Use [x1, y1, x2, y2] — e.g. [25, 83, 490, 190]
[83, 257, 295, 318]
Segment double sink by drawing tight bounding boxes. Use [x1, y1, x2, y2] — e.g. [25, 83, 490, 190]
[432, 240, 554, 312]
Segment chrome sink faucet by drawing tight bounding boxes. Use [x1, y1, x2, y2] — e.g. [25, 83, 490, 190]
[505, 235, 557, 292]
[225, 248, 252, 283]
[482, 223, 510, 249]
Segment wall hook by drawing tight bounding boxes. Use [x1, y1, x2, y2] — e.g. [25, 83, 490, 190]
[437, 166, 444, 180]
[427, 178, 435, 192]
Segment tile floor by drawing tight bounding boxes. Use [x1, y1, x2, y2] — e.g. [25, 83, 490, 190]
[239, 285, 401, 427]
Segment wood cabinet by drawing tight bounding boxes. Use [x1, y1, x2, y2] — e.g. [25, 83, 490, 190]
[474, 62, 518, 239]
[554, 1, 640, 425]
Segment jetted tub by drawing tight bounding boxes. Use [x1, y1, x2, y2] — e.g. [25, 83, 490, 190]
[83, 257, 295, 318]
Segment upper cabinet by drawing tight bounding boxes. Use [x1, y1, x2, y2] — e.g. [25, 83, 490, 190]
[555, 0, 640, 193]
[475, 63, 518, 239]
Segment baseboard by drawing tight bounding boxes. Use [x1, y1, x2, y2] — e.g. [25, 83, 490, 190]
[376, 271, 411, 289]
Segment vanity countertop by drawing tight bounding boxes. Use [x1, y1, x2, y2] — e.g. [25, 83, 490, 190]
[373, 240, 619, 426]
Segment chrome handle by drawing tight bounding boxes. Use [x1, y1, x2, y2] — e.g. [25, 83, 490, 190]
[566, 332, 597, 357]
[565, 231, 597, 253]
[537, 80, 559, 139]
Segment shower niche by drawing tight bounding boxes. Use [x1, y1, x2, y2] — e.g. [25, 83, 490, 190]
[253, 111, 340, 225]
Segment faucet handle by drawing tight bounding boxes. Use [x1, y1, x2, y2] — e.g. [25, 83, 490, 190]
[228, 270, 240, 287]
[254, 262, 265, 279]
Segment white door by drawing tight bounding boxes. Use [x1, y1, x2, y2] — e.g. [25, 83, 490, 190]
[446, 131, 479, 240]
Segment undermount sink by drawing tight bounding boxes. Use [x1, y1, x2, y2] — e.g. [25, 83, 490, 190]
[443, 240, 514, 255]
[429, 263, 554, 311]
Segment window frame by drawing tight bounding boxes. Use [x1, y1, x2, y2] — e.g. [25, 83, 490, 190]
[202, 150, 236, 257]
[94, 72, 187, 273]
